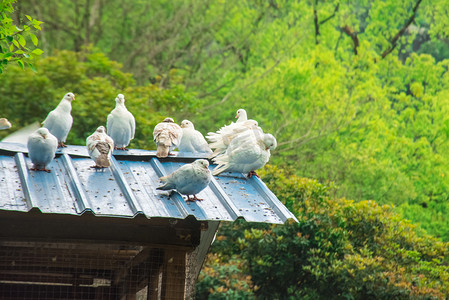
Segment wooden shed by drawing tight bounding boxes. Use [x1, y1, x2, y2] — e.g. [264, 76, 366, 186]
[0, 143, 296, 299]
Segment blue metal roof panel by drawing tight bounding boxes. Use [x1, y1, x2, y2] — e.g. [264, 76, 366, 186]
[0, 155, 27, 211]
[0, 142, 297, 224]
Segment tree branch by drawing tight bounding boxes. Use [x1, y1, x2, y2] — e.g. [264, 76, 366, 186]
[43, 19, 77, 36]
[341, 25, 359, 55]
[334, 30, 343, 55]
[277, 117, 317, 148]
[30, 0, 47, 53]
[319, 3, 339, 25]
[197, 79, 236, 99]
[313, 0, 319, 45]
[381, 0, 423, 59]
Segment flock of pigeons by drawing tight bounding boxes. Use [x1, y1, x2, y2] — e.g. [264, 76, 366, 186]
[4, 92, 277, 202]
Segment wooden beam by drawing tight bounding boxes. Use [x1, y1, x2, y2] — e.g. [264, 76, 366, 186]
[0, 265, 113, 279]
[0, 271, 94, 285]
[161, 249, 187, 299]
[113, 247, 154, 285]
[113, 248, 165, 300]
[147, 267, 162, 300]
[0, 282, 115, 299]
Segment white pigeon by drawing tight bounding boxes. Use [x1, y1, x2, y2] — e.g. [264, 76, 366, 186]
[0, 118, 11, 130]
[106, 94, 136, 150]
[86, 126, 114, 168]
[42, 92, 75, 147]
[157, 159, 212, 202]
[235, 108, 247, 123]
[212, 131, 277, 178]
[27, 127, 58, 172]
[207, 120, 261, 159]
[178, 120, 212, 154]
[153, 118, 183, 158]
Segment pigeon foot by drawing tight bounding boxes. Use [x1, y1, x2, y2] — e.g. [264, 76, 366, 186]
[247, 171, 260, 178]
[90, 165, 106, 169]
[186, 195, 203, 202]
[31, 167, 51, 173]
[58, 142, 67, 148]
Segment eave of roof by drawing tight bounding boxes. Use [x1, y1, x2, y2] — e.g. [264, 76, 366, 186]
[0, 142, 297, 224]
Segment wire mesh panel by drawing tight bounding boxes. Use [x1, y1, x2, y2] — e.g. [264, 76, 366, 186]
[0, 240, 188, 299]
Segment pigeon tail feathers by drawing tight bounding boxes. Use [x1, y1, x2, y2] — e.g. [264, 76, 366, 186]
[156, 144, 170, 158]
[212, 163, 230, 176]
[95, 142, 112, 167]
[96, 153, 111, 168]
[156, 181, 176, 190]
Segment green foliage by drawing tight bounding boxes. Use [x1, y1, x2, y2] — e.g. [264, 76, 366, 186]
[0, 48, 196, 147]
[0, 0, 42, 73]
[197, 166, 449, 299]
[196, 254, 255, 300]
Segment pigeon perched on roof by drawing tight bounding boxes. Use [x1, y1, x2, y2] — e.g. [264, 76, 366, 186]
[157, 159, 212, 202]
[212, 131, 277, 178]
[42, 92, 75, 147]
[235, 108, 247, 123]
[178, 120, 212, 154]
[207, 120, 261, 159]
[27, 127, 58, 172]
[153, 118, 183, 158]
[0, 118, 11, 130]
[106, 94, 135, 150]
[86, 126, 114, 168]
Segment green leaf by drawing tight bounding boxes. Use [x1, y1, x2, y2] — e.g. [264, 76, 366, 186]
[0, 45, 3, 53]
[32, 20, 44, 26]
[18, 35, 26, 47]
[25, 15, 32, 21]
[31, 48, 43, 56]
[9, 44, 13, 52]
[6, 35, 13, 43]
[14, 50, 24, 54]
[12, 39, 19, 48]
[16, 59, 24, 70]
[30, 33, 38, 46]
[27, 62, 37, 72]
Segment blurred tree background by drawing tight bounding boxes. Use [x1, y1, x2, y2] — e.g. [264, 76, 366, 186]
[2, 0, 449, 297]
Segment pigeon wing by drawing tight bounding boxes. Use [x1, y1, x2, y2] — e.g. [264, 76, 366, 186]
[193, 130, 212, 153]
[106, 111, 115, 136]
[128, 111, 136, 140]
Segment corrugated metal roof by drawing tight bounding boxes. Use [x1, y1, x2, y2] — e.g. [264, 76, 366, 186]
[0, 142, 296, 224]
